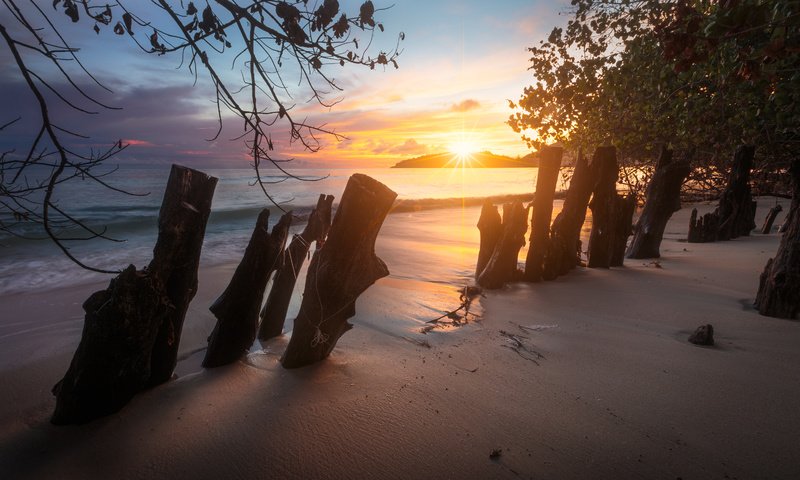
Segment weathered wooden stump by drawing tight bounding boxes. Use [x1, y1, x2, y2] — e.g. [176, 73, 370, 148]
[281, 174, 397, 368]
[259, 195, 334, 340]
[203, 210, 291, 368]
[755, 159, 800, 319]
[587, 146, 619, 268]
[543, 150, 593, 279]
[610, 194, 637, 267]
[627, 147, 691, 258]
[476, 199, 502, 279]
[718, 146, 757, 240]
[52, 165, 217, 424]
[524, 146, 562, 282]
[477, 202, 529, 289]
[761, 204, 783, 234]
[688, 145, 757, 242]
[688, 208, 720, 243]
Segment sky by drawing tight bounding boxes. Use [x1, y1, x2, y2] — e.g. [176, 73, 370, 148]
[1, 0, 569, 169]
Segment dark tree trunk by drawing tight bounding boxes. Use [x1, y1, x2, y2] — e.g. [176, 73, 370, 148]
[761, 204, 783, 234]
[543, 150, 593, 280]
[717, 146, 757, 240]
[755, 160, 800, 319]
[203, 210, 291, 367]
[587, 146, 619, 268]
[259, 195, 334, 340]
[627, 147, 691, 258]
[51, 266, 167, 425]
[688, 208, 720, 243]
[779, 215, 790, 233]
[477, 202, 529, 289]
[281, 174, 396, 369]
[52, 165, 217, 424]
[475, 199, 502, 279]
[524, 146, 562, 281]
[147, 166, 218, 385]
[611, 194, 637, 266]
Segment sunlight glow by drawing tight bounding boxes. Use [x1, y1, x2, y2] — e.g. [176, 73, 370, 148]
[447, 139, 479, 167]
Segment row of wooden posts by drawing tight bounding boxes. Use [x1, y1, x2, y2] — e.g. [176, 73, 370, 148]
[51, 168, 398, 424]
[50, 146, 799, 424]
[475, 145, 682, 289]
[474, 144, 798, 321]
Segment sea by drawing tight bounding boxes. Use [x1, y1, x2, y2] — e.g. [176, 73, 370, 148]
[0, 166, 561, 296]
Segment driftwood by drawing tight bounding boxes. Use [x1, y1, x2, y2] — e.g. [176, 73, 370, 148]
[761, 204, 783, 234]
[259, 195, 334, 340]
[203, 210, 291, 368]
[587, 146, 620, 268]
[755, 159, 800, 319]
[52, 165, 217, 424]
[281, 174, 397, 369]
[475, 199, 502, 279]
[477, 202, 529, 289]
[627, 147, 691, 258]
[524, 146, 562, 282]
[688, 145, 757, 243]
[542, 150, 593, 279]
[610, 194, 637, 267]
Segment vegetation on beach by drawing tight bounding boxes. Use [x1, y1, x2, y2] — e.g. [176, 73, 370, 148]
[509, 0, 799, 195]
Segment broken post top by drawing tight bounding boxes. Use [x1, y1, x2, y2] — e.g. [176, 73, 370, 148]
[302, 194, 335, 244]
[539, 146, 563, 169]
[159, 164, 218, 221]
[326, 174, 397, 254]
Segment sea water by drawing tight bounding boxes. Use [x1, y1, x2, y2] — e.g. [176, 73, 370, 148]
[0, 166, 553, 295]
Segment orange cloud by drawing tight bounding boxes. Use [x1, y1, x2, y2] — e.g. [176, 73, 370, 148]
[450, 99, 481, 112]
[122, 138, 156, 147]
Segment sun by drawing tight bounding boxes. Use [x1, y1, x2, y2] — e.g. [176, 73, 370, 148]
[447, 140, 479, 165]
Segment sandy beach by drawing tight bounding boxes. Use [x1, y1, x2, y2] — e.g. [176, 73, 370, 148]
[1, 198, 799, 479]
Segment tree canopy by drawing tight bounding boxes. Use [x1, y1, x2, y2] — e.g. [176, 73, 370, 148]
[509, 0, 799, 194]
[1, 0, 402, 270]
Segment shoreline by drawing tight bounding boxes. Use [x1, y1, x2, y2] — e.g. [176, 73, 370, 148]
[1, 198, 799, 479]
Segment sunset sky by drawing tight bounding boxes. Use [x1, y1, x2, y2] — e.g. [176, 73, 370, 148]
[1, 1, 568, 168]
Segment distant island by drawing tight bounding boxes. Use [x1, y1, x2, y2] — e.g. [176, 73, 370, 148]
[392, 151, 538, 168]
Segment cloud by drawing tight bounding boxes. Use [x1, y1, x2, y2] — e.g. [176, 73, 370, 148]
[387, 139, 429, 155]
[364, 138, 430, 156]
[450, 99, 481, 112]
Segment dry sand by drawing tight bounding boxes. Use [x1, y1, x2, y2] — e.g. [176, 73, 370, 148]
[1, 198, 799, 479]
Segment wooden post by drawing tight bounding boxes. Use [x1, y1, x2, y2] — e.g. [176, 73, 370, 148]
[524, 146, 562, 281]
[281, 174, 396, 369]
[259, 195, 334, 340]
[755, 159, 800, 319]
[147, 166, 218, 385]
[203, 210, 291, 368]
[717, 145, 757, 240]
[627, 147, 691, 258]
[587, 146, 618, 268]
[477, 202, 529, 289]
[475, 199, 502, 279]
[610, 194, 637, 266]
[52, 165, 217, 424]
[543, 150, 593, 279]
[761, 204, 783, 234]
[688, 208, 720, 243]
